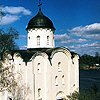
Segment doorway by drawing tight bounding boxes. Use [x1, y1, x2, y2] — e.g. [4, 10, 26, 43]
[56, 91, 66, 100]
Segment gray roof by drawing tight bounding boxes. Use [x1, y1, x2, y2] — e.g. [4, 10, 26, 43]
[12, 47, 78, 61]
[0, 47, 78, 63]
[26, 10, 55, 30]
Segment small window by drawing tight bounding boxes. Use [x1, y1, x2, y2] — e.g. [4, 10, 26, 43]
[37, 36, 40, 46]
[62, 75, 65, 85]
[73, 84, 75, 87]
[47, 36, 49, 45]
[38, 88, 41, 97]
[58, 62, 61, 72]
[38, 88, 42, 99]
[29, 37, 30, 39]
[55, 76, 58, 86]
[37, 63, 41, 73]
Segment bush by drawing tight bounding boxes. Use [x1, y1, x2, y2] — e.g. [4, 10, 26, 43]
[68, 85, 100, 100]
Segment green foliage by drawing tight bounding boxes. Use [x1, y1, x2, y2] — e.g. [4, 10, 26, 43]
[0, 27, 19, 94]
[0, 27, 19, 52]
[68, 91, 79, 100]
[0, 27, 30, 100]
[68, 85, 100, 100]
[80, 53, 100, 69]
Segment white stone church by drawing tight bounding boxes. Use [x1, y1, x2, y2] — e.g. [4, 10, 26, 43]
[0, 6, 79, 100]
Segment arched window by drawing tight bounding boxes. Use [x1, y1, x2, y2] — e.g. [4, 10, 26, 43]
[55, 76, 58, 86]
[62, 75, 65, 85]
[58, 62, 61, 72]
[28, 37, 30, 39]
[38, 88, 41, 98]
[37, 63, 41, 73]
[37, 36, 40, 46]
[47, 36, 49, 45]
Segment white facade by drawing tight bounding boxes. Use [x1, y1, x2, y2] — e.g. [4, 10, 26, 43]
[0, 7, 79, 100]
[0, 48, 79, 100]
[27, 28, 55, 49]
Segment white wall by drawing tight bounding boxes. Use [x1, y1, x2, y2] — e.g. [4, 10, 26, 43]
[51, 51, 72, 100]
[27, 28, 55, 49]
[32, 53, 49, 100]
[0, 48, 79, 100]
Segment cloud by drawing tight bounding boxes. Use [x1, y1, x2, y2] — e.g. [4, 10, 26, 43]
[20, 35, 27, 39]
[3, 6, 31, 15]
[0, 6, 31, 25]
[68, 23, 100, 40]
[20, 45, 27, 50]
[55, 33, 69, 40]
[68, 42, 100, 56]
[70, 42, 100, 49]
[0, 14, 20, 25]
[55, 23, 100, 55]
[61, 38, 88, 44]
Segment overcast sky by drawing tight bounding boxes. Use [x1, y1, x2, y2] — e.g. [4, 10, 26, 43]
[0, 0, 100, 56]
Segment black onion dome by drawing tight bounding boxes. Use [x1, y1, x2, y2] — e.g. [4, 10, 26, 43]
[26, 10, 55, 30]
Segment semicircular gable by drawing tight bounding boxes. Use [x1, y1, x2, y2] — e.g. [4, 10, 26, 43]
[1, 50, 12, 60]
[73, 54, 79, 60]
[50, 47, 71, 59]
[13, 52, 22, 59]
[12, 51, 33, 62]
[30, 51, 48, 61]
[71, 52, 79, 60]
[56, 91, 67, 100]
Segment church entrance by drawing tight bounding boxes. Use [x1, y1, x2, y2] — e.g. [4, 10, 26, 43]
[56, 91, 67, 100]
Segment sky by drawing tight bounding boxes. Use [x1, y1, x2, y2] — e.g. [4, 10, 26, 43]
[0, 0, 100, 56]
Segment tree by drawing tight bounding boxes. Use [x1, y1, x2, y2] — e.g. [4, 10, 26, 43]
[0, 55, 17, 92]
[68, 86, 100, 100]
[95, 52, 100, 65]
[80, 54, 94, 68]
[0, 28, 30, 100]
[80, 53, 100, 69]
[0, 27, 18, 98]
[95, 52, 99, 57]
[0, 54, 30, 100]
[0, 27, 19, 79]
[0, 27, 19, 90]
[0, 27, 19, 52]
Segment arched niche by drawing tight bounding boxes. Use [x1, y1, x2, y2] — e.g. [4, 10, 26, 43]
[56, 91, 67, 100]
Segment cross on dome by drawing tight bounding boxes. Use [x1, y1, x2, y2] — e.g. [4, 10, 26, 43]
[38, 0, 42, 11]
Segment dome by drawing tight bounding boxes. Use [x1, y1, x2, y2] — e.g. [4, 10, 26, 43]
[26, 10, 55, 30]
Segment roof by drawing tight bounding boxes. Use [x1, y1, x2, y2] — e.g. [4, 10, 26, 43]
[26, 10, 55, 30]
[0, 47, 78, 62]
[11, 48, 56, 62]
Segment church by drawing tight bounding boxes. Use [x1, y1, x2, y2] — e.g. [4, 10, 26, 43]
[0, 3, 79, 100]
